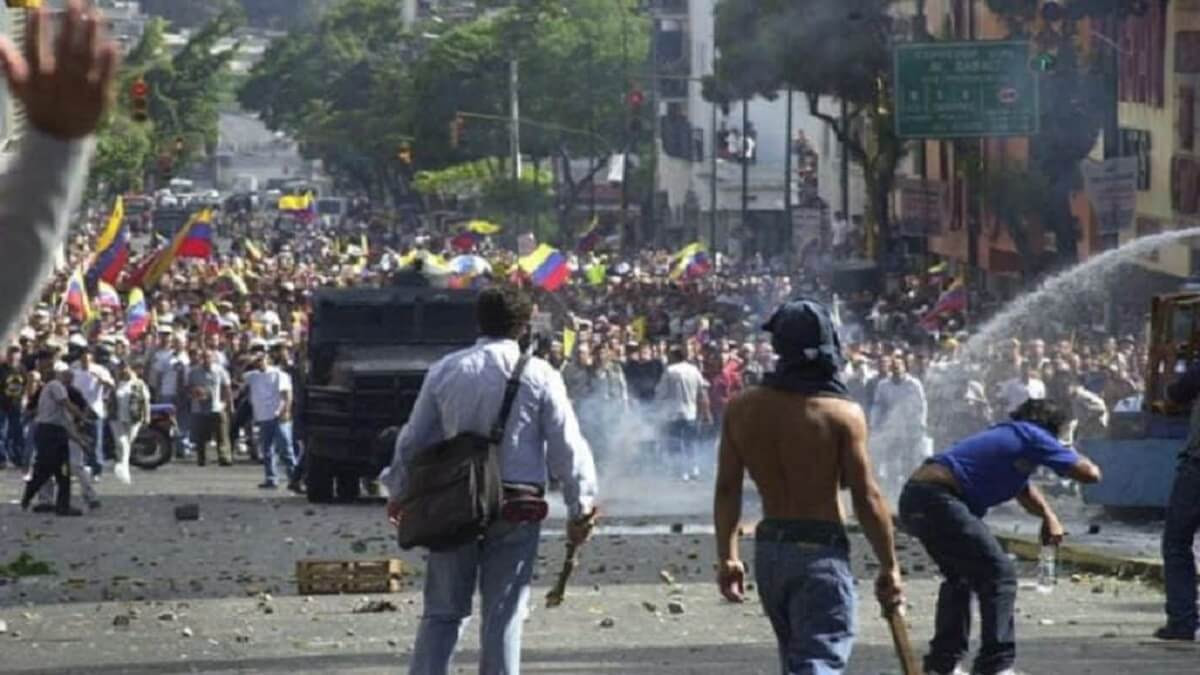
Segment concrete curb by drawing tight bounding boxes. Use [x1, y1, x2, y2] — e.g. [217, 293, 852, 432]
[993, 531, 1164, 581]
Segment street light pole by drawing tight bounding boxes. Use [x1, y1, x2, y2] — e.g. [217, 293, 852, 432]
[741, 98, 749, 246]
[710, 100, 717, 249]
[784, 88, 793, 254]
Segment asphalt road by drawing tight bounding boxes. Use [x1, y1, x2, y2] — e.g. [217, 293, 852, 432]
[0, 461, 1194, 674]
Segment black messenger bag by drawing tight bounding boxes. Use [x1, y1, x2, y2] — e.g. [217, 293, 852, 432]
[396, 354, 531, 551]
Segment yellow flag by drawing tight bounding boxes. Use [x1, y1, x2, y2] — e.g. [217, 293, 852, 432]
[562, 327, 577, 358]
[96, 196, 125, 252]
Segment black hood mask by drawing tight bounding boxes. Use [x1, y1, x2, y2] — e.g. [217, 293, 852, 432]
[760, 298, 851, 399]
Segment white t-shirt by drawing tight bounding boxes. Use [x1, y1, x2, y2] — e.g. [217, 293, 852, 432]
[246, 366, 292, 422]
[72, 363, 112, 417]
[159, 352, 191, 399]
[655, 361, 707, 422]
[35, 379, 71, 428]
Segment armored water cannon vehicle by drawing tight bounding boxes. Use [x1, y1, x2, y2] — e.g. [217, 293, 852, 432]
[1080, 292, 1200, 509]
[301, 286, 479, 503]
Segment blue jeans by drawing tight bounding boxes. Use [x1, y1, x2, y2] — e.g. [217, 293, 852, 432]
[409, 520, 541, 675]
[0, 409, 23, 466]
[754, 520, 857, 675]
[1163, 457, 1200, 633]
[256, 419, 296, 485]
[899, 481, 1017, 675]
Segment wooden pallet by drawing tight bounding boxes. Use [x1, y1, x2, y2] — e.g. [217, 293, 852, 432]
[296, 558, 408, 595]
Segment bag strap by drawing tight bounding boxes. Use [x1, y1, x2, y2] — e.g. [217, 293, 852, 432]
[489, 353, 531, 446]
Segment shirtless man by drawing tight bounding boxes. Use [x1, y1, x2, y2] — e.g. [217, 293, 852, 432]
[714, 299, 902, 674]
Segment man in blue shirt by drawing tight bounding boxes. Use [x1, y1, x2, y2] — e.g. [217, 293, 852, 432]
[898, 399, 1101, 675]
[1157, 362, 1200, 641]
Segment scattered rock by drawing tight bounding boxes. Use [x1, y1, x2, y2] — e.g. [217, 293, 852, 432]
[658, 570, 676, 585]
[352, 599, 399, 613]
[112, 615, 131, 628]
[261, 605, 275, 615]
[1038, 619, 1055, 626]
[1091, 584, 1105, 594]
[598, 617, 615, 628]
[1088, 524, 1101, 535]
[670, 523, 684, 534]
[642, 601, 658, 613]
[667, 601, 686, 615]
[235, 633, 251, 643]
[1070, 574, 1083, 583]
[174, 504, 200, 522]
[345, 629, 355, 637]
[0, 620, 6, 634]
[1101, 631, 1118, 638]
[387, 638, 399, 647]
[157, 611, 177, 622]
[181, 627, 194, 638]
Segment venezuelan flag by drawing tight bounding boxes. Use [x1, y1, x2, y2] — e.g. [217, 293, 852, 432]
[466, 219, 501, 235]
[64, 267, 91, 322]
[214, 268, 249, 296]
[125, 288, 149, 340]
[129, 209, 214, 289]
[96, 281, 122, 310]
[279, 192, 316, 222]
[518, 244, 569, 292]
[575, 217, 605, 253]
[202, 300, 222, 335]
[177, 209, 214, 259]
[669, 242, 711, 281]
[87, 197, 129, 285]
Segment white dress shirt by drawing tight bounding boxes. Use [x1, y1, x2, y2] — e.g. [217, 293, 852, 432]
[382, 338, 598, 518]
[245, 366, 292, 422]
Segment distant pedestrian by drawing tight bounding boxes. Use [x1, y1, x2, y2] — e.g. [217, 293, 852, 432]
[245, 350, 299, 491]
[655, 344, 709, 480]
[21, 361, 87, 516]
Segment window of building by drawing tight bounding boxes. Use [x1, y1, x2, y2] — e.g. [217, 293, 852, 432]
[1119, 127, 1152, 190]
[1119, 0, 1166, 107]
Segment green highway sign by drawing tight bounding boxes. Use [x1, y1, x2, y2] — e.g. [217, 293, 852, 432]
[894, 40, 1039, 139]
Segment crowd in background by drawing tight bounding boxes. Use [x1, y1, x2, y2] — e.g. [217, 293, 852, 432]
[0, 203, 1153, 512]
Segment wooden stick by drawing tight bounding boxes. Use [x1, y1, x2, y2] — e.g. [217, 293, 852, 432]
[544, 542, 579, 608]
[886, 606, 921, 675]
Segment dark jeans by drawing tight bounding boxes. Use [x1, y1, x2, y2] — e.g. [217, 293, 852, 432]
[0, 408, 24, 466]
[899, 481, 1017, 675]
[754, 519, 856, 674]
[664, 418, 698, 474]
[1163, 457, 1200, 634]
[22, 424, 71, 512]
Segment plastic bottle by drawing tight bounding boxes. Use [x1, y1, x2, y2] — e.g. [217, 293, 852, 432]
[1036, 544, 1057, 593]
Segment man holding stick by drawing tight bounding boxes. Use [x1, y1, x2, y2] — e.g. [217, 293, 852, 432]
[714, 299, 903, 674]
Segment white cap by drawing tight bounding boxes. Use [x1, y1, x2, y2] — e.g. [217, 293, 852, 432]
[18, 327, 36, 340]
[68, 334, 88, 347]
[53, 360, 70, 374]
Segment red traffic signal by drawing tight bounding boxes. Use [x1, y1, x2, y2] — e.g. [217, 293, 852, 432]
[131, 78, 149, 123]
[626, 89, 644, 108]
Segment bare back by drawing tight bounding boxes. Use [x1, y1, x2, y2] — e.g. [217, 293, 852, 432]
[722, 386, 861, 523]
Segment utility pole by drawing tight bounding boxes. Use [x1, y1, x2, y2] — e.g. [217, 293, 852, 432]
[784, 88, 793, 254]
[839, 99, 849, 226]
[510, 58, 522, 185]
[741, 98, 749, 247]
[710, 100, 717, 249]
[647, 9, 659, 248]
[620, 3, 630, 251]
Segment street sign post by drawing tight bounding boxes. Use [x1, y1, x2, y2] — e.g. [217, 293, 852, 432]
[894, 41, 1039, 139]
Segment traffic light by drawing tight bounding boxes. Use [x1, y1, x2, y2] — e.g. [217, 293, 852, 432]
[131, 78, 149, 123]
[397, 143, 413, 165]
[627, 88, 645, 136]
[449, 113, 466, 149]
[174, 136, 185, 154]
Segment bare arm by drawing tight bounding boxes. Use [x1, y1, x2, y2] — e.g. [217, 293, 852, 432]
[1018, 483, 1066, 545]
[1064, 456, 1102, 484]
[713, 416, 744, 564]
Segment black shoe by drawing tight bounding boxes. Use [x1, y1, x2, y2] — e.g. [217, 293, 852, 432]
[32, 504, 55, 514]
[287, 480, 305, 494]
[218, 460, 233, 467]
[87, 500, 101, 510]
[55, 507, 84, 517]
[257, 481, 278, 489]
[1154, 625, 1198, 641]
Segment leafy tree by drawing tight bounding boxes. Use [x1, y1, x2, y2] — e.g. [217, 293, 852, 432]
[707, 0, 903, 262]
[984, 0, 1112, 270]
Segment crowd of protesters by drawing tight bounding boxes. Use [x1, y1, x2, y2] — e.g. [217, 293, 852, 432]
[0, 193, 1154, 515]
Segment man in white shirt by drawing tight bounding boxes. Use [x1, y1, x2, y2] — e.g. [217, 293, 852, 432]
[383, 287, 597, 675]
[655, 345, 710, 480]
[870, 357, 929, 492]
[72, 349, 113, 474]
[23, 361, 88, 516]
[245, 350, 298, 490]
[1000, 366, 1047, 416]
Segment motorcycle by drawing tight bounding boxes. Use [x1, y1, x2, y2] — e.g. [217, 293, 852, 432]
[130, 404, 178, 470]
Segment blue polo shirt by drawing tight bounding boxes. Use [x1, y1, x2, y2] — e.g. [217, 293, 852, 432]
[930, 421, 1080, 516]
